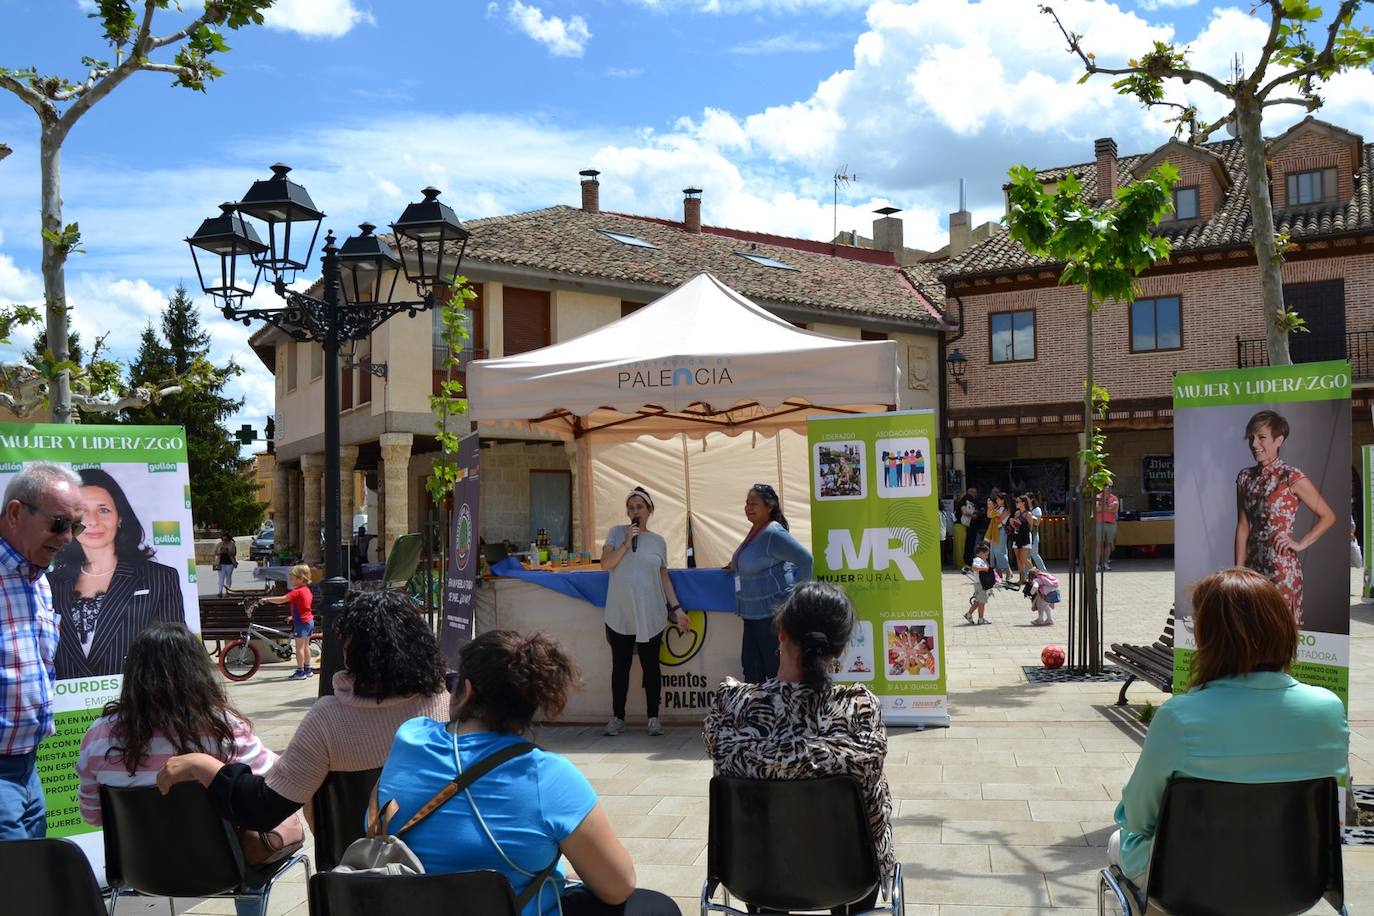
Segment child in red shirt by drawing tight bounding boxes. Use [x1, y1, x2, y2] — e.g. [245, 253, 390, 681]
[255, 564, 315, 680]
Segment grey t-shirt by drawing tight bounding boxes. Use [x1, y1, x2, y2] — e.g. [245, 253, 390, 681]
[604, 525, 669, 642]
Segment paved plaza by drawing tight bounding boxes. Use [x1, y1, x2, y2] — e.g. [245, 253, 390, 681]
[154, 559, 1373, 915]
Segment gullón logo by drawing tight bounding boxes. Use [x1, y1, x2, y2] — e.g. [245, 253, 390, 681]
[659, 610, 708, 667]
[148, 462, 178, 473]
[151, 521, 181, 546]
[184, 485, 192, 510]
[186, 558, 198, 583]
[0, 463, 20, 474]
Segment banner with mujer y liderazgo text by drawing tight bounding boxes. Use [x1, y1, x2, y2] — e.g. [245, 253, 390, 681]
[0, 424, 197, 871]
[1172, 362, 1351, 707]
[808, 410, 949, 726]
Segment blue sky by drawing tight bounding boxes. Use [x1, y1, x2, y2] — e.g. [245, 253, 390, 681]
[2, 0, 1372, 447]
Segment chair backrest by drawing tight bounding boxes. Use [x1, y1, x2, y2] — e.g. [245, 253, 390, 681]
[308, 869, 519, 916]
[311, 767, 383, 871]
[1146, 776, 1344, 916]
[101, 782, 245, 897]
[706, 775, 880, 911]
[0, 838, 108, 916]
[382, 533, 423, 587]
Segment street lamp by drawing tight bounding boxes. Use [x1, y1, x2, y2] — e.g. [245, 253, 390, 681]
[946, 347, 969, 394]
[187, 164, 467, 695]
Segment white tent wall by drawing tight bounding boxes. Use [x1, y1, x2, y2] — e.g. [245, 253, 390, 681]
[587, 426, 813, 569]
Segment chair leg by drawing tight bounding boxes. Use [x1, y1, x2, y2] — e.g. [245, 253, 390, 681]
[106, 887, 119, 916]
[1116, 675, 1136, 706]
[167, 899, 175, 916]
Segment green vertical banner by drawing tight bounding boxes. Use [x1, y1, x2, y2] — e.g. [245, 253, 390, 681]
[0, 424, 196, 869]
[1363, 445, 1373, 600]
[1172, 362, 1351, 707]
[808, 410, 949, 726]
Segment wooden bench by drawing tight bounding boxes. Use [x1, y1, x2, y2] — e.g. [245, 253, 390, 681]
[198, 592, 287, 643]
[1106, 611, 1175, 706]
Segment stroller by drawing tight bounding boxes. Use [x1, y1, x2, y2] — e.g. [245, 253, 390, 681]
[960, 564, 1006, 607]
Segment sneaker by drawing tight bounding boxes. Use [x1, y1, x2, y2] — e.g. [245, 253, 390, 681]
[1104, 562, 1112, 570]
[604, 717, 625, 737]
[978, 617, 992, 625]
[963, 609, 974, 624]
[287, 669, 307, 681]
[647, 717, 664, 737]
[304, 668, 315, 677]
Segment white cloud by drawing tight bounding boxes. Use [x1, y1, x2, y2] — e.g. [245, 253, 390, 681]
[263, 0, 375, 39]
[630, 0, 867, 12]
[507, 2, 592, 57]
[606, 67, 646, 79]
[728, 33, 828, 55]
[1137, 0, 1198, 9]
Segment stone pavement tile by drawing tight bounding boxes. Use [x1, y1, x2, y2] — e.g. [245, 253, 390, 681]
[589, 776, 651, 796]
[937, 907, 1096, 916]
[891, 818, 945, 844]
[987, 844, 1106, 877]
[947, 726, 1049, 739]
[1052, 766, 1136, 787]
[606, 813, 685, 838]
[1080, 823, 1116, 847]
[668, 814, 708, 839]
[597, 794, 664, 815]
[982, 783, 1111, 801]
[899, 799, 1031, 821]
[945, 766, 1059, 785]
[630, 776, 711, 796]
[882, 763, 947, 783]
[649, 795, 713, 816]
[890, 781, 983, 800]
[942, 820, 1087, 847]
[1027, 800, 1120, 823]
[895, 842, 993, 873]
[902, 871, 1053, 909]
[619, 836, 707, 867]
[634, 863, 710, 898]
[1011, 749, 1132, 767]
[906, 748, 1017, 767]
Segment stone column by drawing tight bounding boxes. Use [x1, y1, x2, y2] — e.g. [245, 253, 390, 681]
[284, 467, 299, 557]
[379, 433, 413, 560]
[338, 445, 359, 547]
[272, 464, 289, 531]
[952, 436, 967, 478]
[300, 453, 325, 565]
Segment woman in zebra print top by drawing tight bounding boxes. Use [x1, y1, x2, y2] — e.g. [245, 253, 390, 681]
[703, 581, 894, 902]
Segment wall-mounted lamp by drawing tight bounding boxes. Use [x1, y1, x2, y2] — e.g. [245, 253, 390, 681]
[946, 347, 969, 394]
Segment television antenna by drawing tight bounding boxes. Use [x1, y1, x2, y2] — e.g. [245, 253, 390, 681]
[833, 166, 859, 241]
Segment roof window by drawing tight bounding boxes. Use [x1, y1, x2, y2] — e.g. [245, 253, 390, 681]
[598, 229, 659, 249]
[738, 252, 799, 271]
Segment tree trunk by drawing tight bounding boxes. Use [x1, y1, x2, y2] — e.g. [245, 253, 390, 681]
[1081, 302, 1101, 673]
[1235, 93, 1292, 367]
[38, 124, 73, 423]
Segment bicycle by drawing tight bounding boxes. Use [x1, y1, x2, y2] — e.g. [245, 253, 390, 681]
[218, 601, 323, 682]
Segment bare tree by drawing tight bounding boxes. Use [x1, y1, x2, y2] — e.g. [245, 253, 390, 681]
[1042, 1, 1374, 366]
[0, 0, 272, 422]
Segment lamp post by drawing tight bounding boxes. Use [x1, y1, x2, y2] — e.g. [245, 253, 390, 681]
[945, 347, 969, 394]
[188, 165, 468, 695]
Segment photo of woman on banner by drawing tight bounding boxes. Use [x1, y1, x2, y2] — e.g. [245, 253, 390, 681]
[1233, 409, 1337, 626]
[50, 467, 184, 680]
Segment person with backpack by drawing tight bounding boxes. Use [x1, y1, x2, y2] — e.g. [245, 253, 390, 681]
[374, 629, 681, 915]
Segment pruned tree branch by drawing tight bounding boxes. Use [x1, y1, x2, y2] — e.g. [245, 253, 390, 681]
[1258, 0, 1364, 98]
[1041, 4, 1230, 95]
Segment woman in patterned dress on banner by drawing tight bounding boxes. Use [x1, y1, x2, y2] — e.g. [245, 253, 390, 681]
[1234, 409, 1336, 625]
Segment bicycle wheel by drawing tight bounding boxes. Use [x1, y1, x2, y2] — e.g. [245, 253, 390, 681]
[219, 639, 261, 682]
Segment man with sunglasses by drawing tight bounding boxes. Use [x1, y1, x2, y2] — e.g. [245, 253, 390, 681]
[0, 461, 84, 838]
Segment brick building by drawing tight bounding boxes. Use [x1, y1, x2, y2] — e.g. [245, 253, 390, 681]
[937, 116, 1374, 513]
[254, 173, 949, 563]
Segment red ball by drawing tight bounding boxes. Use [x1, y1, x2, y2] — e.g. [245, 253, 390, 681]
[1041, 645, 1066, 669]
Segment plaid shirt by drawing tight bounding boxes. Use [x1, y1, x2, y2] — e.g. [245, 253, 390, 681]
[0, 535, 58, 755]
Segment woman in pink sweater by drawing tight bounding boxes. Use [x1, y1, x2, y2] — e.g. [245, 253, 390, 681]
[76, 621, 275, 916]
[157, 591, 450, 832]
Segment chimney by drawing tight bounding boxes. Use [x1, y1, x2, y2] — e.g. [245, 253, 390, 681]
[1095, 137, 1118, 200]
[949, 178, 972, 256]
[579, 169, 600, 213]
[683, 187, 702, 233]
[872, 206, 903, 255]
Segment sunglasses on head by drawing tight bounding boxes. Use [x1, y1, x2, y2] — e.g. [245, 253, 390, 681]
[751, 483, 778, 499]
[19, 501, 86, 538]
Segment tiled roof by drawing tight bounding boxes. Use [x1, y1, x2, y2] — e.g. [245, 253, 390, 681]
[395, 205, 946, 327]
[938, 133, 1374, 282]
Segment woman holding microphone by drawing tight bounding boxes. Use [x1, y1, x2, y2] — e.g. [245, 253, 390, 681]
[601, 486, 691, 738]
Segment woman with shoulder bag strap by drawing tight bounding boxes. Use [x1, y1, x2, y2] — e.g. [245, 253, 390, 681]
[76, 622, 293, 916]
[376, 630, 682, 916]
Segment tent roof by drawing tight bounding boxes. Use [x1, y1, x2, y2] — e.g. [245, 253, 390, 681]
[467, 272, 898, 423]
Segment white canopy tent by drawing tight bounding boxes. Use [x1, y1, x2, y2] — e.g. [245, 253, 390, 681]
[467, 272, 899, 565]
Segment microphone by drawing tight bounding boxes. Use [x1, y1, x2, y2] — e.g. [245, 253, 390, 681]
[631, 516, 640, 552]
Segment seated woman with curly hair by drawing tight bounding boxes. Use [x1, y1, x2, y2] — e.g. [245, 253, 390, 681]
[376, 629, 681, 916]
[157, 590, 449, 830]
[704, 580, 893, 915]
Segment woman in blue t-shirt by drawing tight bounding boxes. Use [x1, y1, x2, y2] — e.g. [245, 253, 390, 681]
[725, 483, 813, 682]
[377, 630, 681, 916]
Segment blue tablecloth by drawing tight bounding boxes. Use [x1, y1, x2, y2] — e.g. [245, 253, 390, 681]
[490, 558, 737, 612]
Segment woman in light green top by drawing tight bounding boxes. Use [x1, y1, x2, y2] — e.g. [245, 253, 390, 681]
[1110, 566, 1348, 893]
[600, 487, 691, 738]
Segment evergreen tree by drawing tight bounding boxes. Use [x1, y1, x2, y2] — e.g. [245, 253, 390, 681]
[126, 285, 266, 534]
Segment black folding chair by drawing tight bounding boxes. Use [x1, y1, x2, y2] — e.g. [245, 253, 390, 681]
[309, 869, 520, 915]
[700, 775, 903, 915]
[311, 768, 382, 871]
[0, 837, 108, 916]
[101, 781, 311, 915]
[1099, 776, 1348, 916]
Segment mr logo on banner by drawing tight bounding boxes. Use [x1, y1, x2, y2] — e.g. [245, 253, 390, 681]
[823, 528, 923, 581]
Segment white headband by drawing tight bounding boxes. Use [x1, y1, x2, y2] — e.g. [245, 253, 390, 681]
[627, 487, 654, 511]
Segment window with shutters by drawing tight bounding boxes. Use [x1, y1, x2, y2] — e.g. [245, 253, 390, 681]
[286, 342, 298, 392]
[433, 284, 487, 396]
[341, 362, 353, 409]
[502, 287, 551, 356]
[310, 342, 323, 380]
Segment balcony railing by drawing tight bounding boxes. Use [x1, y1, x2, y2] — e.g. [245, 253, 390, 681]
[1236, 331, 1374, 381]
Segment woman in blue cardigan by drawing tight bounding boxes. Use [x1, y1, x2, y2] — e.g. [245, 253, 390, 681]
[725, 483, 813, 682]
[1110, 566, 1348, 898]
